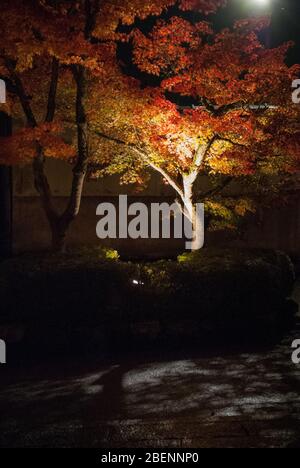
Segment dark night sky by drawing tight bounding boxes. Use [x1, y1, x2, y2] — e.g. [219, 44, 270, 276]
[226, 0, 300, 64]
[165, 0, 300, 65]
[118, 0, 300, 90]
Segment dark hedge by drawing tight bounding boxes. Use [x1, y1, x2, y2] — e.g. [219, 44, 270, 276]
[0, 248, 296, 353]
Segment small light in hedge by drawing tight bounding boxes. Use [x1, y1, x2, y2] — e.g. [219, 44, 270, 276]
[132, 279, 145, 286]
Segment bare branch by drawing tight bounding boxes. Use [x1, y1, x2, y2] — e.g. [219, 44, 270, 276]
[135, 148, 184, 200]
[45, 57, 59, 123]
[4, 58, 59, 223]
[84, 0, 100, 40]
[61, 65, 89, 225]
[5, 58, 37, 127]
[94, 130, 185, 199]
[189, 135, 219, 176]
[94, 130, 136, 148]
[202, 177, 233, 198]
[215, 135, 249, 148]
[33, 145, 58, 225]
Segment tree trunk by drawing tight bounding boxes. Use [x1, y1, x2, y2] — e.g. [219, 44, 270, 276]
[8, 56, 89, 253]
[51, 222, 67, 253]
[182, 175, 204, 250]
[32, 66, 89, 253]
[54, 65, 89, 251]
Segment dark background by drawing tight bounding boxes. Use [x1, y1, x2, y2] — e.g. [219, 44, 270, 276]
[229, 0, 300, 64]
[119, 0, 300, 87]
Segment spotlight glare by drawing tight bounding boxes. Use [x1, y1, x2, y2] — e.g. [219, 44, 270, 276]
[253, 0, 270, 5]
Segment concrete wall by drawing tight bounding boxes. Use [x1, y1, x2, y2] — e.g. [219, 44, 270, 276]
[13, 159, 300, 257]
[13, 159, 175, 198]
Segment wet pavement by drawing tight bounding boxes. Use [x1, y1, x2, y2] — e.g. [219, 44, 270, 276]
[0, 283, 300, 448]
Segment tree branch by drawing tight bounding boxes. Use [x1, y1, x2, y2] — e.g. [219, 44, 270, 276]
[189, 135, 219, 176]
[136, 148, 184, 200]
[33, 145, 58, 226]
[45, 57, 59, 123]
[5, 58, 37, 128]
[212, 101, 245, 116]
[215, 135, 248, 148]
[61, 65, 89, 226]
[94, 130, 185, 199]
[5, 58, 59, 223]
[84, 0, 100, 40]
[202, 177, 233, 198]
[94, 130, 136, 148]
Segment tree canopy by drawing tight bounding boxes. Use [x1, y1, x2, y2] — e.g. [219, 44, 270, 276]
[0, 0, 299, 247]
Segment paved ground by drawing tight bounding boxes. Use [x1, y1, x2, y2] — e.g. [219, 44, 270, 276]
[0, 283, 300, 448]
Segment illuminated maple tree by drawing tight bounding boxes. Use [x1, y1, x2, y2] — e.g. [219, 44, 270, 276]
[0, 0, 299, 250]
[89, 7, 300, 247]
[0, 0, 183, 250]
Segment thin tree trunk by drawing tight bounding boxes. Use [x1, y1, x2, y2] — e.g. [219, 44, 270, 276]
[43, 64, 89, 252]
[33, 145, 58, 229]
[49, 65, 89, 253]
[6, 52, 90, 253]
[182, 174, 204, 250]
[51, 221, 67, 253]
[34, 65, 89, 253]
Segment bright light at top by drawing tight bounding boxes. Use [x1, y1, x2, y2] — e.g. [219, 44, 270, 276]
[252, 0, 270, 6]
